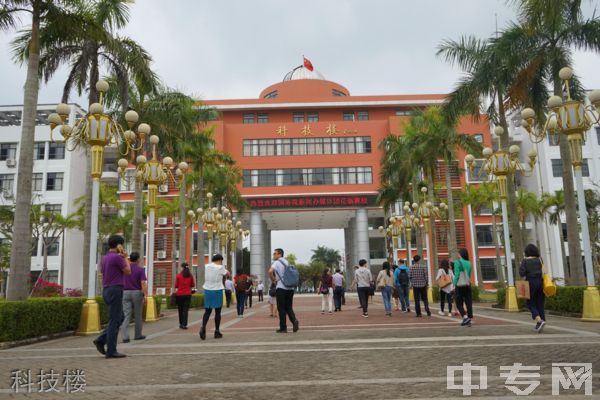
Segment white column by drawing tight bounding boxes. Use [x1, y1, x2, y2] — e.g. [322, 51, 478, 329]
[355, 208, 370, 262]
[87, 178, 100, 298]
[575, 169, 595, 286]
[250, 211, 264, 282]
[501, 200, 514, 286]
[147, 208, 155, 295]
[424, 231, 433, 285]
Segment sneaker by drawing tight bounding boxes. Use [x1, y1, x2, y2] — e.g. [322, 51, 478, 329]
[321, 311, 325, 314]
[426, 310, 431, 317]
[122, 338, 130, 343]
[447, 312, 452, 317]
[199, 327, 206, 340]
[328, 311, 333, 314]
[362, 313, 369, 318]
[535, 320, 546, 333]
[438, 311, 445, 316]
[93, 339, 106, 355]
[276, 329, 288, 333]
[293, 320, 300, 332]
[214, 331, 223, 339]
[407, 308, 411, 313]
[461, 317, 472, 327]
[134, 335, 146, 341]
[416, 314, 422, 318]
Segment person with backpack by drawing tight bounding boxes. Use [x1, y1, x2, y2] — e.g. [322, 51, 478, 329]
[409, 255, 431, 317]
[268, 248, 300, 333]
[354, 259, 373, 318]
[376, 262, 394, 316]
[393, 259, 410, 312]
[435, 259, 454, 316]
[319, 268, 334, 314]
[391, 265, 400, 311]
[332, 268, 345, 312]
[234, 274, 248, 318]
[453, 248, 474, 327]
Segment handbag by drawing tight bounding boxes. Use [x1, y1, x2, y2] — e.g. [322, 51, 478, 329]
[455, 260, 470, 287]
[436, 271, 452, 288]
[516, 280, 530, 300]
[319, 285, 329, 295]
[540, 258, 557, 297]
[268, 284, 277, 297]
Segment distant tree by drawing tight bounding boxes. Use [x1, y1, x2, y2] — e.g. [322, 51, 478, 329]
[285, 253, 297, 265]
[310, 245, 341, 268]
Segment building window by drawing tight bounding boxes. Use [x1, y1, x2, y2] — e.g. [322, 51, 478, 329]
[46, 172, 63, 191]
[154, 268, 167, 287]
[395, 110, 411, 116]
[243, 167, 372, 187]
[0, 143, 17, 161]
[242, 137, 372, 157]
[473, 134, 484, 143]
[32, 173, 43, 191]
[0, 174, 14, 194]
[467, 159, 490, 182]
[34, 142, 45, 160]
[582, 159, 590, 177]
[548, 133, 560, 146]
[257, 113, 269, 124]
[551, 159, 563, 177]
[342, 112, 354, 121]
[45, 204, 62, 214]
[307, 112, 319, 122]
[479, 258, 498, 281]
[242, 113, 255, 124]
[357, 111, 369, 121]
[475, 225, 494, 246]
[192, 231, 210, 254]
[293, 112, 304, 123]
[119, 169, 136, 191]
[48, 143, 65, 160]
[43, 238, 60, 256]
[596, 127, 600, 145]
[332, 89, 346, 96]
[31, 239, 39, 257]
[263, 90, 278, 99]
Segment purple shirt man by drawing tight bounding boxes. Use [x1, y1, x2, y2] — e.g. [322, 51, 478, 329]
[101, 252, 128, 288]
[124, 263, 147, 290]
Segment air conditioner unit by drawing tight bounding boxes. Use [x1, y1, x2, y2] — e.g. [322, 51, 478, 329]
[174, 250, 180, 259]
[6, 159, 16, 168]
[156, 287, 166, 295]
[2, 190, 13, 199]
[173, 217, 180, 225]
[159, 184, 168, 193]
[157, 251, 167, 260]
[157, 217, 168, 226]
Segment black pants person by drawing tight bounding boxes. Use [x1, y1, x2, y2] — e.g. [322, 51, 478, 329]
[333, 286, 344, 311]
[96, 286, 124, 356]
[357, 286, 370, 314]
[527, 277, 545, 321]
[202, 307, 222, 331]
[176, 295, 191, 327]
[246, 291, 253, 308]
[440, 290, 453, 313]
[258, 290, 264, 302]
[455, 286, 473, 319]
[413, 286, 430, 317]
[275, 288, 298, 331]
[225, 290, 232, 308]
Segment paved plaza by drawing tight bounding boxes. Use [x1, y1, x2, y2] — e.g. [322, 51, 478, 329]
[1, 294, 599, 399]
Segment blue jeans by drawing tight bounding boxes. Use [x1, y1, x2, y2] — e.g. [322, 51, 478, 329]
[397, 284, 410, 311]
[236, 291, 247, 316]
[381, 286, 392, 313]
[96, 286, 124, 356]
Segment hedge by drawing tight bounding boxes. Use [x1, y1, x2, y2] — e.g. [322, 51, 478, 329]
[0, 297, 86, 342]
[0, 295, 163, 343]
[431, 286, 480, 302]
[496, 285, 600, 314]
[162, 293, 204, 309]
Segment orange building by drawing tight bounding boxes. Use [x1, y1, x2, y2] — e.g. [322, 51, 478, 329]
[121, 65, 501, 292]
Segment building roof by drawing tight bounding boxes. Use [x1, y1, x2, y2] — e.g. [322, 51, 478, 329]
[283, 65, 326, 82]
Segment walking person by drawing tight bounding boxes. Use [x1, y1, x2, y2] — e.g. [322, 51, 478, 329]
[245, 277, 254, 308]
[200, 254, 230, 340]
[376, 262, 394, 316]
[257, 281, 264, 302]
[268, 282, 278, 317]
[391, 265, 401, 311]
[453, 248, 474, 327]
[394, 259, 411, 312]
[435, 259, 454, 317]
[332, 268, 345, 311]
[269, 248, 299, 333]
[354, 259, 373, 318]
[519, 244, 546, 333]
[319, 268, 334, 314]
[93, 235, 131, 359]
[224, 277, 233, 308]
[234, 275, 248, 318]
[409, 255, 431, 317]
[120, 252, 146, 343]
[174, 263, 195, 329]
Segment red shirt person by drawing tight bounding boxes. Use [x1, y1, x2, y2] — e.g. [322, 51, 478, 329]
[174, 263, 195, 329]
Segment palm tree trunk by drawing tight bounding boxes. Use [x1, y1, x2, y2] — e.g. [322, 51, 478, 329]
[497, 91, 524, 271]
[471, 208, 484, 290]
[7, 9, 41, 300]
[412, 177, 423, 259]
[492, 208, 505, 284]
[444, 159, 457, 260]
[171, 215, 177, 293]
[427, 168, 439, 270]
[557, 218, 569, 283]
[178, 180, 186, 268]
[553, 79, 584, 285]
[196, 172, 205, 289]
[60, 235, 65, 287]
[132, 180, 143, 255]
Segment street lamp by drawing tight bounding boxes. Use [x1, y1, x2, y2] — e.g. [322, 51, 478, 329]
[379, 216, 402, 265]
[521, 66, 600, 321]
[118, 135, 175, 321]
[202, 193, 218, 256]
[48, 80, 144, 335]
[466, 129, 537, 312]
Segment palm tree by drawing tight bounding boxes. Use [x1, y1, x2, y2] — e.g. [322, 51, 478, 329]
[515, 189, 541, 241]
[12, 0, 156, 295]
[2, 1, 84, 299]
[310, 246, 342, 268]
[498, 0, 600, 285]
[542, 191, 569, 281]
[461, 184, 489, 290]
[157, 198, 180, 293]
[437, 34, 529, 274]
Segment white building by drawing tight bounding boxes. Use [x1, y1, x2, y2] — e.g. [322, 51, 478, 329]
[0, 104, 87, 290]
[507, 109, 600, 283]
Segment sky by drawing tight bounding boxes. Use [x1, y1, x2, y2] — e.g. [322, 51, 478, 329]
[1, 0, 600, 263]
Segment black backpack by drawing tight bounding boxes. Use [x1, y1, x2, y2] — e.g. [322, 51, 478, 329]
[398, 269, 409, 285]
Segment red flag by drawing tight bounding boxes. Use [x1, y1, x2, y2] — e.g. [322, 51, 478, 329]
[303, 56, 314, 71]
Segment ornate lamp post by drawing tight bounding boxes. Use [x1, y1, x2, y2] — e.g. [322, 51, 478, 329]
[399, 201, 420, 262]
[118, 135, 174, 321]
[379, 216, 403, 265]
[521, 66, 600, 321]
[48, 80, 144, 335]
[466, 130, 537, 312]
[202, 193, 218, 257]
[228, 221, 243, 277]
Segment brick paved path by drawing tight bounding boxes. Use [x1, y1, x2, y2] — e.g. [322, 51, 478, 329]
[1, 294, 599, 399]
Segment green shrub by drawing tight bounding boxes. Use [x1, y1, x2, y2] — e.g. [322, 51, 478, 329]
[496, 285, 600, 314]
[165, 293, 204, 309]
[432, 286, 479, 302]
[0, 297, 86, 342]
